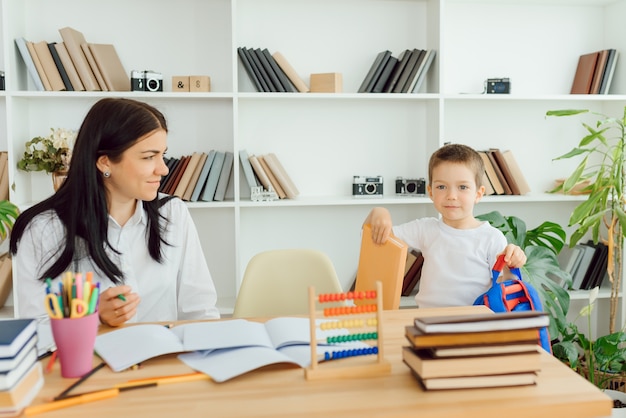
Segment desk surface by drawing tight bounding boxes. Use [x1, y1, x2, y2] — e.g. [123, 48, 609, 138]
[31, 307, 611, 418]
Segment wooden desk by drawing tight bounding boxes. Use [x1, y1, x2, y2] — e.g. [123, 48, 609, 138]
[30, 307, 611, 418]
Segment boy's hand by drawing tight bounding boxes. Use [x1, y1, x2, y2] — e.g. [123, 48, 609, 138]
[364, 207, 393, 245]
[500, 244, 527, 268]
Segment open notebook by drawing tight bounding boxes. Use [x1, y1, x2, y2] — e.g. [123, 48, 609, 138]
[354, 224, 408, 310]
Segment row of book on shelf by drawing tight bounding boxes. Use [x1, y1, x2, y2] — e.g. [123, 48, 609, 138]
[358, 48, 436, 94]
[237, 47, 309, 93]
[479, 148, 530, 196]
[556, 240, 608, 291]
[160, 149, 299, 202]
[16, 26, 129, 92]
[571, 48, 619, 95]
[402, 310, 548, 390]
[0, 319, 42, 416]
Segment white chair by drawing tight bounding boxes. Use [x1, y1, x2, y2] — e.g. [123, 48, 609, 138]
[233, 249, 344, 318]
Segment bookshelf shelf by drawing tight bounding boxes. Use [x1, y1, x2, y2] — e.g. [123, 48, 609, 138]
[0, 0, 625, 330]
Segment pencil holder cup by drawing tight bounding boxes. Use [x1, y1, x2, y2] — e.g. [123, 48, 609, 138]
[50, 312, 99, 378]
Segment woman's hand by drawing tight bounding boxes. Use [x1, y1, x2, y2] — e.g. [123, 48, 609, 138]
[98, 285, 140, 327]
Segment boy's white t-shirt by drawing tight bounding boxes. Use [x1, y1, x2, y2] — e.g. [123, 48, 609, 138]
[393, 217, 507, 308]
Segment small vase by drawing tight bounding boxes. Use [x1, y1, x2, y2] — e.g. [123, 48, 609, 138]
[52, 169, 68, 191]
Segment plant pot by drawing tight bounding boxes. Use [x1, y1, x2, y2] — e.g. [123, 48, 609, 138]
[52, 169, 68, 191]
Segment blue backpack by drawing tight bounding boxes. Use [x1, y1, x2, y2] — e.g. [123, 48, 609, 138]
[473, 255, 552, 353]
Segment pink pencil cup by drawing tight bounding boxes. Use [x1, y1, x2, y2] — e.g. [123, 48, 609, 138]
[50, 312, 99, 378]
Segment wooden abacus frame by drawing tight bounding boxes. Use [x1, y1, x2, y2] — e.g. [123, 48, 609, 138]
[304, 281, 391, 380]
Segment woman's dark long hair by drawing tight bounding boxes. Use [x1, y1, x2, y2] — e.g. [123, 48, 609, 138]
[10, 98, 175, 284]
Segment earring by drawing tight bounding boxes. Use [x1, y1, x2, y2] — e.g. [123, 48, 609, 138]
[103, 171, 111, 178]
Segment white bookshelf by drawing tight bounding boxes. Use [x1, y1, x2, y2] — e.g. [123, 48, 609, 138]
[0, 0, 624, 331]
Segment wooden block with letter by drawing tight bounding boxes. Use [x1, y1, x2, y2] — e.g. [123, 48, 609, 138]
[172, 76, 190, 92]
[310, 73, 342, 93]
[190, 75, 211, 92]
[354, 224, 408, 310]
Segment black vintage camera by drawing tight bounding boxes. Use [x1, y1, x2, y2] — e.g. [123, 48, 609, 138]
[353, 176, 383, 197]
[485, 78, 510, 94]
[396, 177, 426, 196]
[131, 70, 163, 92]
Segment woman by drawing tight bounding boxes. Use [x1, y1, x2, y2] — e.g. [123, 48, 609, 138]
[10, 98, 220, 326]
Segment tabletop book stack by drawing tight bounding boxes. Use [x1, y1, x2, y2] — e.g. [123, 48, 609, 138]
[402, 310, 549, 390]
[0, 318, 43, 416]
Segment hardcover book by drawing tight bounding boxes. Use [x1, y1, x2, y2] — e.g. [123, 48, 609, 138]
[401, 345, 541, 380]
[383, 49, 412, 93]
[190, 150, 216, 202]
[354, 224, 408, 310]
[272, 51, 309, 93]
[263, 153, 299, 199]
[406, 366, 536, 391]
[58, 26, 100, 91]
[54, 42, 85, 91]
[81, 43, 108, 91]
[254, 48, 285, 92]
[88, 43, 130, 91]
[393, 49, 423, 93]
[413, 311, 549, 334]
[0, 362, 43, 412]
[261, 48, 294, 92]
[14, 37, 45, 91]
[0, 319, 37, 358]
[358, 50, 392, 93]
[239, 149, 259, 190]
[478, 151, 505, 195]
[213, 151, 234, 201]
[25, 41, 52, 91]
[33, 41, 66, 91]
[200, 151, 225, 201]
[405, 325, 541, 349]
[571, 51, 600, 94]
[46, 42, 73, 91]
[258, 155, 286, 199]
[237, 47, 264, 92]
[173, 152, 203, 199]
[182, 152, 209, 201]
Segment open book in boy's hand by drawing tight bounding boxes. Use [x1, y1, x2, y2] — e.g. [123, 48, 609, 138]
[94, 317, 360, 377]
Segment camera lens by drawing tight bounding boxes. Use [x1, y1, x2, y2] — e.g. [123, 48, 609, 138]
[406, 182, 417, 194]
[365, 184, 377, 194]
[146, 78, 160, 92]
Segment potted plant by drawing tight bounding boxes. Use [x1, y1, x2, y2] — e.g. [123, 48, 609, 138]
[546, 107, 626, 335]
[476, 210, 571, 339]
[16, 127, 76, 191]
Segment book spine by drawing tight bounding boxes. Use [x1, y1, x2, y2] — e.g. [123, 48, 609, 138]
[47, 43, 73, 91]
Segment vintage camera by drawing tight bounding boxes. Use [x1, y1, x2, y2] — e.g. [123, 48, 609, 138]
[131, 70, 163, 92]
[0, 71, 4, 91]
[485, 78, 510, 94]
[396, 177, 426, 196]
[353, 175, 383, 197]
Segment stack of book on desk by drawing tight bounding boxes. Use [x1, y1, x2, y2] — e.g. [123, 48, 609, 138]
[402, 311, 549, 390]
[0, 318, 43, 416]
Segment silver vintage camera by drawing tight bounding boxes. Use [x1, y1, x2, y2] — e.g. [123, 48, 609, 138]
[396, 177, 426, 196]
[131, 70, 163, 92]
[353, 176, 383, 197]
[485, 78, 510, 94]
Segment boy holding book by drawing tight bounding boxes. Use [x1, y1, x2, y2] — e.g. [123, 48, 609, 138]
[363, 143, 526, 308]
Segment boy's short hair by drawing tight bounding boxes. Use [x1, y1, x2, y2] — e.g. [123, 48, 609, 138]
[428, 144, 484, 187]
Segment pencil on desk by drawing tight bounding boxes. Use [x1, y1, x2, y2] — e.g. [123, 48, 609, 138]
[24, 388, 119, 416]
[117, 371, 211, 387]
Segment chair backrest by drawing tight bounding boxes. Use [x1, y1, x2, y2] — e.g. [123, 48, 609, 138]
[354, 224, 408, 310]
[232, 249, 344, 318]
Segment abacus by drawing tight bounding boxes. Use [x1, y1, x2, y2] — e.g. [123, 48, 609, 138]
[304, 281, 391, 380]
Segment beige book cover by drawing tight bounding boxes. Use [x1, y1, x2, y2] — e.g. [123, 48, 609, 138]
[502, 150, 531, 195]
[81, 43, 107, 91]
[26, 41, 52, 91]
[258, 155, 286, 198]
[354, 224, 408, 310]
[32, 41, 65, 91]
[58, 26, 100, 91]
[263, 153, 299, 199]
[478, 151, 504, 195]
[248, 155, 273, 192]
[173, 153, 202, 198]
[272, 51, 309, 92]
[181, 152, 208, 201]
[54, 42, 85, 91]
[89, 43, 130, 91]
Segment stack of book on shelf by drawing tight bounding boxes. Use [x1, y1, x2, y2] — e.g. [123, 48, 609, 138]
[403, 310, 548, 390]
[237, 47, 309, 93]
[478, 148, 530, 196]
[0, 319, 43, 416]
[239, 149, 299, 200]
[15, 26, 129, 92]
[358, 48, 436, 94]
[571, 49, 619, 94]
[556, 240, 608, 290]
[159, 150, 235, 202]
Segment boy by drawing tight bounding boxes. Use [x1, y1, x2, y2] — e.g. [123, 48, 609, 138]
[363, 143, 526, 308]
